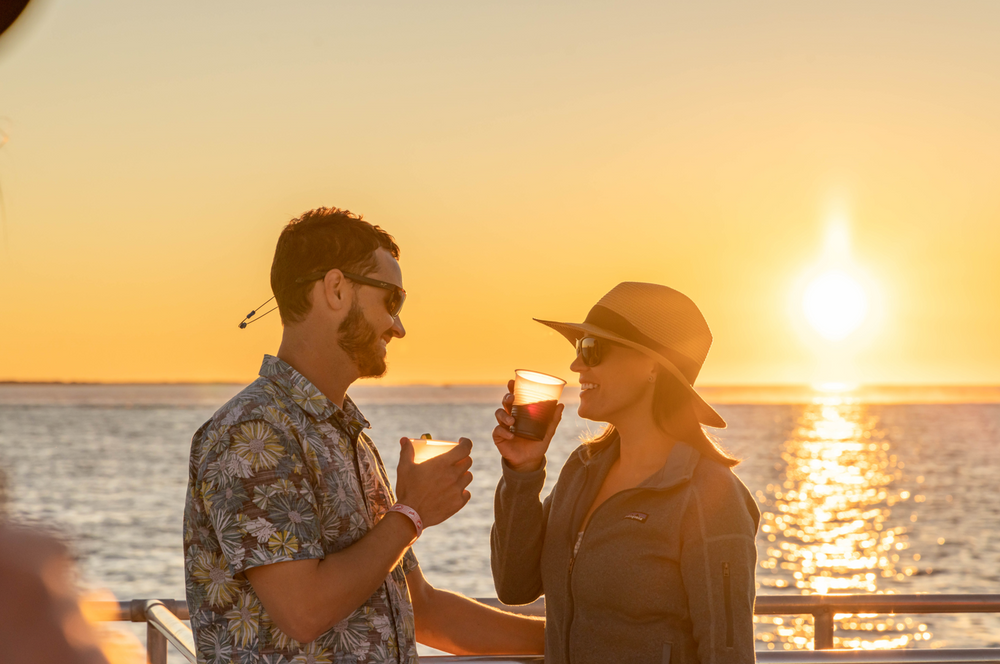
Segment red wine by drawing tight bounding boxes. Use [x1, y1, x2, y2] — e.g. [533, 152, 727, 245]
[510, 399, 558, 441]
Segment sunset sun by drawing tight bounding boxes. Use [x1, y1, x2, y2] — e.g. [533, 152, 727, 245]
[802, 269, 869, 341]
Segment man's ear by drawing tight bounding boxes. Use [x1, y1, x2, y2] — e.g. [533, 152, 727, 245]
[320, 269, 351, 313]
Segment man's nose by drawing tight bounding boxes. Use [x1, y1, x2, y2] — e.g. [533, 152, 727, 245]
[391, 316, 406, 339]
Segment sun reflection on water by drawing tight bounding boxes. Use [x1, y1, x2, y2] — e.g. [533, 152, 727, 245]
[754, 393, 932, 650]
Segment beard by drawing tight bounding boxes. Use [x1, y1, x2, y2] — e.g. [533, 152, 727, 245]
[338, 300, 388, 379]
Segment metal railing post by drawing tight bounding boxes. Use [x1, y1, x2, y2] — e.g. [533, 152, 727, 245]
[126, 598, 170, 664]
[146, 622, 168, 664]
[143, 600, 197, 663]
[813, 608, 834, 650]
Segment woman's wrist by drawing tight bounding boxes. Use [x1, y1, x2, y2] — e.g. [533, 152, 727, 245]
[507, 457, 544, 474]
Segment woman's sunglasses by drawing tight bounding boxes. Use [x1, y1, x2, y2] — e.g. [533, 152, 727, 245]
[575, 336, 605, 367]
[296, 269, 407, 318]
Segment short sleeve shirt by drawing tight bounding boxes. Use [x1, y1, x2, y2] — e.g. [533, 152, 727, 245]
[183, 355, 419, 664]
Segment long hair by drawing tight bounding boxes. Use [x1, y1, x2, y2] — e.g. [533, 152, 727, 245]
[584, 372, 739, 467]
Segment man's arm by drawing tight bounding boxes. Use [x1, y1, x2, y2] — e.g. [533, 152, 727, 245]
[245, 510, 417, 644]
[408, 566, 545, 655]
[244, 437, 473, 644]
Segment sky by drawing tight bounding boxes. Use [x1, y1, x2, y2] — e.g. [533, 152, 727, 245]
[1, 1, 999, 386]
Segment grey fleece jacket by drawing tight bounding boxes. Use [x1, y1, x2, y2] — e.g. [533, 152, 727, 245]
[491, 439, 760, 664]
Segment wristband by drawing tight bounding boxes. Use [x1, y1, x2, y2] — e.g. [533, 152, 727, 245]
[388, 503, 423, 539]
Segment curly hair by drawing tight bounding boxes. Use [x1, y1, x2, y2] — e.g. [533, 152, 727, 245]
[270, 207, 400, 324]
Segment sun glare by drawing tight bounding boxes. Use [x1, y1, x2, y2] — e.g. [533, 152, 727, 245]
[802, 269, 870, 341]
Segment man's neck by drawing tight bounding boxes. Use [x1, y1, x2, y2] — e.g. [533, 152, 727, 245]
[276, 332, 357, 410]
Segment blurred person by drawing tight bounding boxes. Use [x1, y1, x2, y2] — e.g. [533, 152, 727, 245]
[0, 473, 142, 664]
[491, 282, 760, 664]
[184, 208, 543, 664]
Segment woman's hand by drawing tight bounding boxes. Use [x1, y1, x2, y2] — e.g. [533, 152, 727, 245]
[492, 379, 564, 473]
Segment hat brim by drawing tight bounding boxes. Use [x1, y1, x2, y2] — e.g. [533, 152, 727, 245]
[534, 318, 727, 429]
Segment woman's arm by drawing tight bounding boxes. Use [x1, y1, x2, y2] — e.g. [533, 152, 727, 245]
[680, 471, 760, 664]
[490, 380, 564, 605]
[409, 565, 545, 654]
[490, 459, 552, 604]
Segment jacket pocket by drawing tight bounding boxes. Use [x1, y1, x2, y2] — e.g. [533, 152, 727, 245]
[723, 561, 734, 647]
[661, 642, 673, 664]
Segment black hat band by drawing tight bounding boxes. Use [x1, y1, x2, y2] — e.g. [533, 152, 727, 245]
[584, 305, 702, 384]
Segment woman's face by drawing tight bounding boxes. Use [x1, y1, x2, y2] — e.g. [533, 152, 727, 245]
[571, 337, 658, 424]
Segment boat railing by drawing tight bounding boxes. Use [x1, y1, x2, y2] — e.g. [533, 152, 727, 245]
[93, 594, 1000, 664]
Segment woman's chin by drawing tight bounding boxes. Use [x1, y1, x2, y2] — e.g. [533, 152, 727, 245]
[576, 401, 600, 422]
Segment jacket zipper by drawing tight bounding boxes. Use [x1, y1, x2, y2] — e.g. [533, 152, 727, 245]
[565, 551, 576, 663]
[565, 478, 647, 662]
[723, 562, 734, 648]
[564, 443, 696, 662]
[568, 535, 581, 575]
[564, 462, 592, 664]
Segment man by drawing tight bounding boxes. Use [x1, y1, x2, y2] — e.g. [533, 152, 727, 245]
[183, 208, 543, 663]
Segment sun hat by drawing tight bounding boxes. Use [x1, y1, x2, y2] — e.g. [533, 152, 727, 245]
[534, 281, 726, 429]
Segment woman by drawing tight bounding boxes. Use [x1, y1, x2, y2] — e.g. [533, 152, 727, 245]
[490, 282, 760, 664]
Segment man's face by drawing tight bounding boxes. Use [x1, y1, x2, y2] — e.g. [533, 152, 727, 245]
[337, 248, 406, 379]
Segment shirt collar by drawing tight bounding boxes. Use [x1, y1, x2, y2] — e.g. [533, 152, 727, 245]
[258, 355, 371, 433]
[586, 436, 700, 492]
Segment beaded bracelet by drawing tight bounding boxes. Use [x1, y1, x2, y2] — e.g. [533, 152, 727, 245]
[388, 503, 423, 539]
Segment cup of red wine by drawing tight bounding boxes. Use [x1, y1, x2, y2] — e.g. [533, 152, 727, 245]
[510, 370, 566, 441]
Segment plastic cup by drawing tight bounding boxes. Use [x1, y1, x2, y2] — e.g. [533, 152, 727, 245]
[510, 370, 566, 441]
[410, 437, 460, 464]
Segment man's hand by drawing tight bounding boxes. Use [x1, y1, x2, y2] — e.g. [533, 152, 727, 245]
[395, 437, 473, 528]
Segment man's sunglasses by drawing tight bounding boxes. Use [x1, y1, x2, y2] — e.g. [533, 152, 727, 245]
[575, 336, 605, 367]
[296, 269, 407, 318]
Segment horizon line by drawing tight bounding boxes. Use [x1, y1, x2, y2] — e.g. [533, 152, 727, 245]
[3, 380, 1000, 388]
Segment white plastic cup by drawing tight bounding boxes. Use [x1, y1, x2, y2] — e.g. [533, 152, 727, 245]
[511, 370, 566, 441]
[409, 437, 460, 464]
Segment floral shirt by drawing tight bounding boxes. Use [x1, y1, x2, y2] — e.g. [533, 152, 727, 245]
[184, 355, 419, 664]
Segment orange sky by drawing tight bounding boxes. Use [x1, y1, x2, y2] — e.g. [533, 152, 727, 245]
[1, 2, 999, 385]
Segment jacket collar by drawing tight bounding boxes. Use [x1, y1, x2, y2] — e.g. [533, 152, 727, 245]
[639, 441, 700, 491]
[585, 435, 701, 492]
[258, 354, 371, 435]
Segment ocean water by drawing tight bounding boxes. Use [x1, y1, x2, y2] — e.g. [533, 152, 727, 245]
[1, 383, 999, 656]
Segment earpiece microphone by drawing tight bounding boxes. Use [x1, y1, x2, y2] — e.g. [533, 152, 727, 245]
[238, 297, 277, 329]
